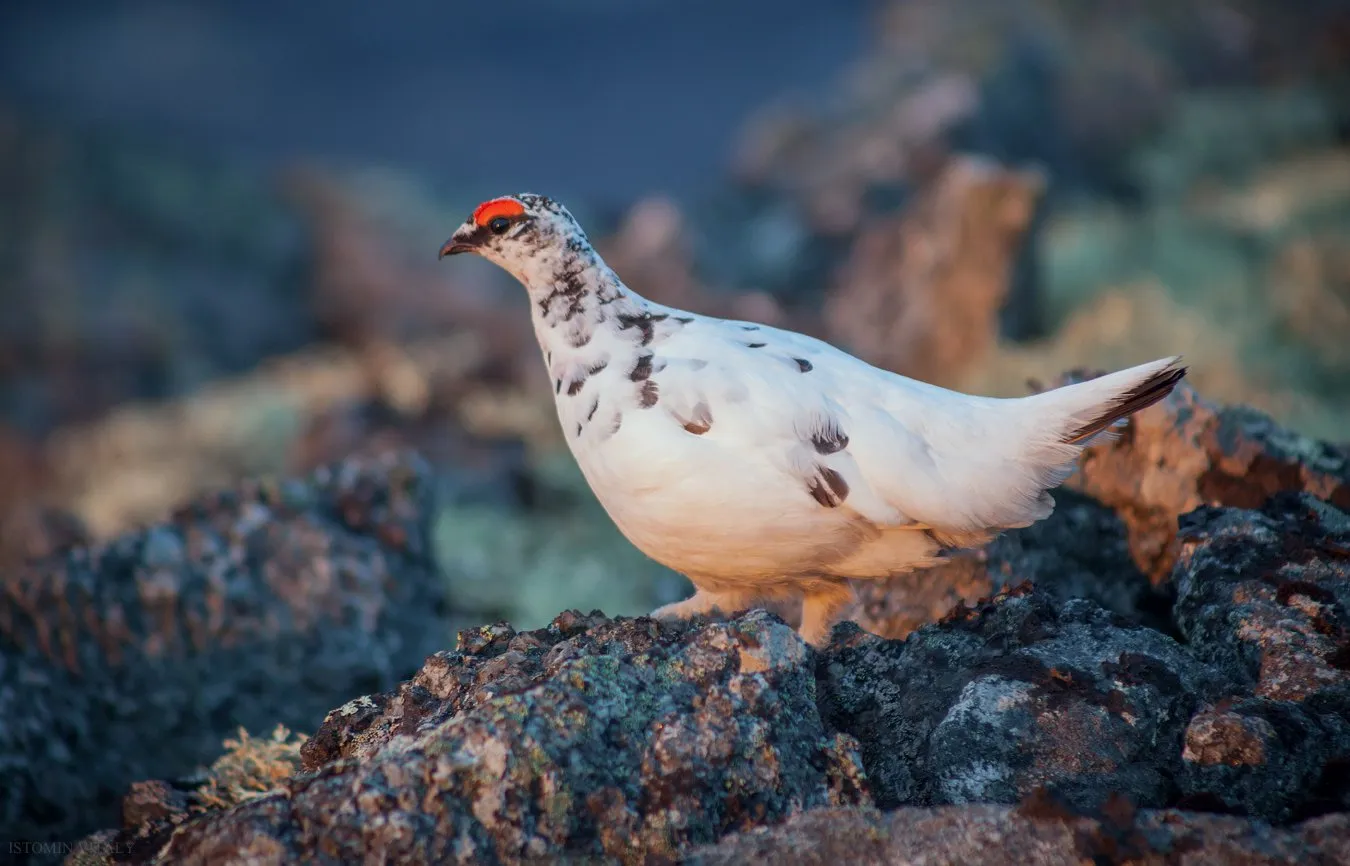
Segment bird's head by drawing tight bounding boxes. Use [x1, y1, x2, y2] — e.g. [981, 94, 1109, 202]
[438, 193, 589, 285]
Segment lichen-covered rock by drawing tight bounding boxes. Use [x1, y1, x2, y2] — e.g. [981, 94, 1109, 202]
[121, 781, 188, 830]
[1179, 697, 1350, 823]
[684, 804, 1350, 866]
[821, 584, 1218, 812]
[0, 450, 449, 853]
[1061, 378, 1350, 582]
[1174, 493, 1350, 703]
[823, 156, 1044, 387]
[111, 610, 867, 865]
[54, 390, 1350, 864]
[854, 488, 1160, 640]
[1172, 493, 1350, 820]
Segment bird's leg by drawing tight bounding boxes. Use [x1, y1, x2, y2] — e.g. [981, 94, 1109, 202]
[798, 582, 857, 648]
[651, 589, 754, 623]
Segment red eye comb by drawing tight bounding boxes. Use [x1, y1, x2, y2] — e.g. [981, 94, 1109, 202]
[472, 198, 526, 226]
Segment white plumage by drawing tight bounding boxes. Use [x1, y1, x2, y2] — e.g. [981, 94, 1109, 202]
[441, 193, 1187, 646]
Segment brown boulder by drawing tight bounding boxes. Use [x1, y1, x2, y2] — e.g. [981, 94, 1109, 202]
[824, 156, 1045, 387]
[1053, 375, 1350, 583]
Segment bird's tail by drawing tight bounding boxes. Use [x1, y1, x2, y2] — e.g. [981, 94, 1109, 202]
[1018, 353, 1186, 482]
[959, 356, 1187, 531]
[1027, 355, 1188, 449]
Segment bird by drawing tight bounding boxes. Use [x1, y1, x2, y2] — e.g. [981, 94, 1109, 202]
[439, 193, 1187, 648]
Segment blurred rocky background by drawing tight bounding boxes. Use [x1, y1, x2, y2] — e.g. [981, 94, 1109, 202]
[2, 0, 1350, 861]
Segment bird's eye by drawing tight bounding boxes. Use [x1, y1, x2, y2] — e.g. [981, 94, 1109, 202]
[488, 216, 511, 235]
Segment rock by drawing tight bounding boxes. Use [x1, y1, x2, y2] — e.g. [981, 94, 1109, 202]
[53, 385, 1350, 864]
[1180, 697, 1350, 823]
[120, 781, 188, 830]
[0, 450, 449, 854]
[821, 584, 1218, 812]
[1060, 377, 1350, 583]
[1172, 493, 1350, 820]
[104, 610, 868, 865]
[854, 488, 1161, 640]
[823, 155, 1045, 387]
[1174, 493, 1350, 704]
[78, 523, 1350, 864]
[685, 804, 1350, 866]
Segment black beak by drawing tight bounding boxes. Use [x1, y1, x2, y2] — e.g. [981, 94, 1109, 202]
[438, 224, 481, 258]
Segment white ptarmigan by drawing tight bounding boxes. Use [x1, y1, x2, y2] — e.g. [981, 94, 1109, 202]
[440, 193, 1186, 647]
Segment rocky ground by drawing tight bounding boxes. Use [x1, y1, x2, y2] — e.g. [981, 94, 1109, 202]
[0, 451, 450, 860]
[0, 380, 1329, 864]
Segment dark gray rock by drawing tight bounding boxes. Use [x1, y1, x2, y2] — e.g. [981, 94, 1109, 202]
[821, 584, 1219, 812]
[0, 450, 449, 855]
[1180, 697, 1350, 822]
[980, 490, 1157, 620]
[103, 610, 868, 865]
[1173, 493, 1350, 703]
[1172, 493, 1350, 821]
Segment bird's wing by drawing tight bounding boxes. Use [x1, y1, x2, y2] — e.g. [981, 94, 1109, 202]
[632, 310, 1081, 536]
[673, 317, 1184, 536]
[609, 312, 936, 528]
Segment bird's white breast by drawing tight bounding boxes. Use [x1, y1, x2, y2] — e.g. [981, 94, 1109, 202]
[546, 316, 876, 587]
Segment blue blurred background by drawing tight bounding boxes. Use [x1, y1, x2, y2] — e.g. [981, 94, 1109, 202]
[0, 0, 869, 202]
[2, 0, 1349, 629]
